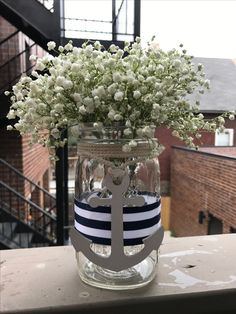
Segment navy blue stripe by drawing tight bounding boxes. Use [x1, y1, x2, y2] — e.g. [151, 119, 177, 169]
[74, 197, 161, 214]
[77, 230, 149, 246]
[124, 214, 160, 230]
[75, 212, 161, 231]
[75, 213, 111, 230]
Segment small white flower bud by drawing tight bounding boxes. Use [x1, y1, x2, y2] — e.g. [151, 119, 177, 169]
[7, 109, 16, 119]
[113, 72, 122, 83]
[31, 71, 39, 78]
[58, 46, 64, 52]
[125, 120, 131, 128]
[64, 43, 73, 51]
[196, 133, 202, 139]
[29, 55, 37, 61]
[62, 80, 73, 90]
[114, 114, 122, 121]
[129, 140, 137, 148]
[153, 103, 160, 110]
[79, 105, 87, 115]
[71, 64, 80, 72]
[114, 91, 124, 101]
[124, 128, 132, 136]
[122, 144, 132, 153]
[133, 90, 141, 99]
[73, 93, 82, 102]
[47, 41, 56, 51]
[108, 110, 115, 120]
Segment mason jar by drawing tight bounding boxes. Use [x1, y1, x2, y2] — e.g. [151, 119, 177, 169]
[71, 124, 163, 290]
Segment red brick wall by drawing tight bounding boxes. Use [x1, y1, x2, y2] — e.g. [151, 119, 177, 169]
[0, 130, 50, 199]
[0, 129, 22, 165]
[0, 17, 20, 89]
[0, 16, 50, 202]
[21, 134, 50, 198]
[155, 127, 184, 195]
[156, 118, 236, 195]
[170, 147, 236, 237]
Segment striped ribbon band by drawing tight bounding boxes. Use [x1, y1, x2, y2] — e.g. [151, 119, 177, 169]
[74, 194, 161, 246]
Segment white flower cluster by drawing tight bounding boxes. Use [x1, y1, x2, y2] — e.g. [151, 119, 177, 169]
[6, 38, 235, 154]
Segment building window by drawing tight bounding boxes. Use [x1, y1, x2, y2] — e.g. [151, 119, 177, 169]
[215, 128, 234, 146]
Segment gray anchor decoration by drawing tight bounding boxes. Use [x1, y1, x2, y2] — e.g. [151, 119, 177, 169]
[70, 172, 164, 272]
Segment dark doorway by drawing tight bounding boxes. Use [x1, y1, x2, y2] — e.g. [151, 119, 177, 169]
[208, 214, 223, 235]
[230, 227, 236, 233]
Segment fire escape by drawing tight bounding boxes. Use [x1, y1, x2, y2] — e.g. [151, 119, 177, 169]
[0, 0, 141, 248]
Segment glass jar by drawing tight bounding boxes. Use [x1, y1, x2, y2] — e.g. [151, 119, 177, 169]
[71, 125, 164, 290]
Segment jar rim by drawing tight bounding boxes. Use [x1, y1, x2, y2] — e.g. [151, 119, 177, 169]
[69, 122, 156, 132]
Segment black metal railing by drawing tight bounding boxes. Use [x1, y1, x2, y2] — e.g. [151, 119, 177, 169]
[61, 16, 134, 42]
[0, 159, 56, 214]
[0, 181, 56, 247]
[0, 40, 37, 94]
[36, 0, 54, 12]
[0, 30, 20, 48]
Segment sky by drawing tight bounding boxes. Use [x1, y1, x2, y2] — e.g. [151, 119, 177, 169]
[64, 0, 236, 59]
[141, 0, 236, 59]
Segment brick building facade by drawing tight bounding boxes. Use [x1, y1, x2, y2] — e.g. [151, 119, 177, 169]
[170, 146, 236, 237]
[0, 17, 50, 208]
[156, 117, 236, 196]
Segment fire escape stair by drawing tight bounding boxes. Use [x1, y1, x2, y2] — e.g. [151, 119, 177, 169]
[0, 185, 56, 249]
[0, 0, 60, 49]
[0, 0, 60, 127]
[0, 3, 59, 248]
[0, 222, 33, 249]
[0, 158, 57, 249]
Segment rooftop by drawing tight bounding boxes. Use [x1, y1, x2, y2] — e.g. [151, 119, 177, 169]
[192, 57, 236, 112]
[199, 146, 236, 159]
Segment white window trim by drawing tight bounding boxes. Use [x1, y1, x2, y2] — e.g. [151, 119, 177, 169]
[215, 128, 234, 146]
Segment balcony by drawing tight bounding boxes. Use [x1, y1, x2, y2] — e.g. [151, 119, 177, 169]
[1, 233, 236, 314]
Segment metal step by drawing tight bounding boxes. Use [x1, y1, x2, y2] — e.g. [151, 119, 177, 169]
[0, 222, 17, 238]
[0, 221, 20, 249]
[1, 205, 55, 246]
[0, 234, 19, 249]
[0, 222, 33, 248]
[13, 232, 33, 248]
[0, 209, 18, 223]
[30, 242, 51, 248]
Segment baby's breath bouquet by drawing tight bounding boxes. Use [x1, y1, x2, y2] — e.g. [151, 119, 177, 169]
[6, 37, 235, 156]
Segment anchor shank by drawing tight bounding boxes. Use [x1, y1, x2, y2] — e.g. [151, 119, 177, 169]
[110, 196, 125, 259]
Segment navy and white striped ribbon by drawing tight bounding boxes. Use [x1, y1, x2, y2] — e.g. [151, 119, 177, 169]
[74, 194, 161, 246]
